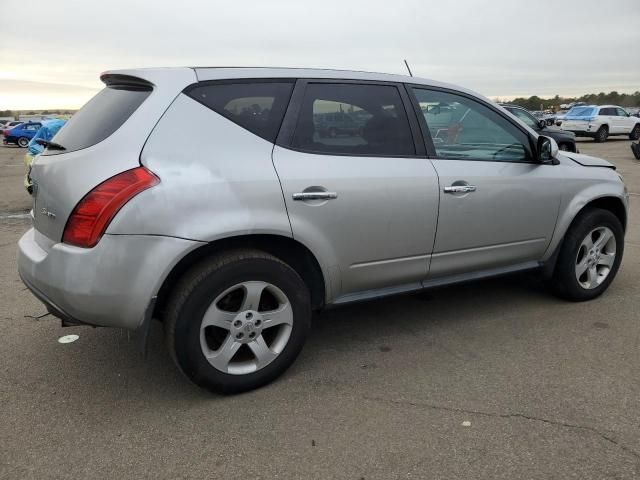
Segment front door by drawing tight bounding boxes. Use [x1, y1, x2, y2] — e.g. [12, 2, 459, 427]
[410, 87, 563, 278]
[273, 81, 439, 299]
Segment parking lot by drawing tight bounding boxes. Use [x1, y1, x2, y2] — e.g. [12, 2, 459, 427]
[1, 139, 639, 479]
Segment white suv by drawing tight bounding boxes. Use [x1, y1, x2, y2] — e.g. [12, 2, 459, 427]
[560, 105, 640, 142]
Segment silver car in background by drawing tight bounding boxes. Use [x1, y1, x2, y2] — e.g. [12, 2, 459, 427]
[18, 68, 628, 393]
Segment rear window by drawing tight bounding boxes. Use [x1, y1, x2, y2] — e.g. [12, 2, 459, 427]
[47, 82, 151, 154]
[567, 107, 596, 117]
[185, 82, 294, 142]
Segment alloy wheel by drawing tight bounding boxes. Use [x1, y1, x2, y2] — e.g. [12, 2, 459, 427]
[199, 281, 293, 375]
[575, 226, 616, 289]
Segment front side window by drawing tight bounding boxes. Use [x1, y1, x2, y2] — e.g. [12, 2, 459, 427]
[506, 107, 539, 130]
[292, 83, 415, 156]
[413, 88, 531, 162]
[616, 108, 628, 117]
[186, 82, 294, 142]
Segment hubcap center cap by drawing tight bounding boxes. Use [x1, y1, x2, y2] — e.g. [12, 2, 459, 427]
[231, 310, 263, 343]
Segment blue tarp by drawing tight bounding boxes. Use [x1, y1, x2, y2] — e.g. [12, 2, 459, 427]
[27, 119, 67, 155]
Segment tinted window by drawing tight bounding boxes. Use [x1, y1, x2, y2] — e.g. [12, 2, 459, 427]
[292, 83, 415, 156]
[186, 82, 293, 142]
[506, 107, 539, 130]
[616, 108, 628, 117]
[599, 107, 614, 116]
[49, 86, 150, 154]
[413, 88, 531, 162]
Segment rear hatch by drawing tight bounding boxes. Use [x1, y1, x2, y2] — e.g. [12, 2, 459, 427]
[30, 68, 196, 246]
[561, 106, 597, 130]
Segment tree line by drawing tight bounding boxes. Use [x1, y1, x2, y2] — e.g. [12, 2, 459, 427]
[497, 91, 640, 112]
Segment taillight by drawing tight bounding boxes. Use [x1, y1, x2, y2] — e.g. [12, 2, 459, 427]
[63, 166, 159, 248]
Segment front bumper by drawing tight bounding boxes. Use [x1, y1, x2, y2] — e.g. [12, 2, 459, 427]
[18, 228, 203, 329]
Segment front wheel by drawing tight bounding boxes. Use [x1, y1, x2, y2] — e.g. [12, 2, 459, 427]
[17, 137, 29, 147]
[630, 124, 640, 141]
[558, 143, 570, 152]
[551, 208, 624, 301]
[165, 249, 311, 394]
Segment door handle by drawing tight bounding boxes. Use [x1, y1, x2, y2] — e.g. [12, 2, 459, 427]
[292, 192, 338, 201]
[443, 185, 477, 194]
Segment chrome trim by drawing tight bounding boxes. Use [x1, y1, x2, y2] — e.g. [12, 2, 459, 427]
[292, 192, 338, 201]
[444, 185, 477, 193]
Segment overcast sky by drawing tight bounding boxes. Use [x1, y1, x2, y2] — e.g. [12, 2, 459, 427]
[1, 0, 638, 109]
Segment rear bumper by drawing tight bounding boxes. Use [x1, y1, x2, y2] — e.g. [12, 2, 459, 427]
[18, 228, 203, 330]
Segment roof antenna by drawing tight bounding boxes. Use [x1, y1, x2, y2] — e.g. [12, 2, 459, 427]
[403, 59, 414, 77]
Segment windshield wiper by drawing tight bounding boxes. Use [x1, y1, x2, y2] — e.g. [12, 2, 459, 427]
[35, 139, 66, 151]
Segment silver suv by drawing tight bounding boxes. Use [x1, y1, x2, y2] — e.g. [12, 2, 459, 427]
[18, 68, 628, 393]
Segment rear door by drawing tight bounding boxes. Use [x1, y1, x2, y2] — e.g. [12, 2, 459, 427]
[409, 86, 563, 278]
[616, 107, 633, 133]
[273, 80, 439, 298]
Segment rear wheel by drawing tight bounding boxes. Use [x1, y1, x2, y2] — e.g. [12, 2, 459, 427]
[165, 249, 311, 394]
[17, 137, 29, 147]
[551, 208, 623, 301]
[594, 126, 608, 143]
[630, 124, 640, 141]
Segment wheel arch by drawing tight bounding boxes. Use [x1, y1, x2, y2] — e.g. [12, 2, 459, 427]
[153, 234, 327, 320]
[543, 193, 627, 275]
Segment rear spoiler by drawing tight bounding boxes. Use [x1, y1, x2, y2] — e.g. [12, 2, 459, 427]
[99, 73, 154, 91]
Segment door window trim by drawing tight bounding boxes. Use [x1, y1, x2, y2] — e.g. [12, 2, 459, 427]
[406, 84, 539, 164]
[276, 78, 426, 158]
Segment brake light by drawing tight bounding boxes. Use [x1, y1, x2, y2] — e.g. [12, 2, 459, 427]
[63, 166, 159, 248]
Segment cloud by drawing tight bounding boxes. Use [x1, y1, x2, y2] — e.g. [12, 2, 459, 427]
[0, 0, 638, 108]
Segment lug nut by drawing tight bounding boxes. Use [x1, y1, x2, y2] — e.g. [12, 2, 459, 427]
[255, 319, 261, 327]
[246, 312, 253, 320]
[233, 320, 242, 327]
[249, 332, 256, 338]
[236, 333, 244, 339]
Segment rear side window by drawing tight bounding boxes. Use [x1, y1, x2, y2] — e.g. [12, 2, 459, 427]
[186, 82, 294, 142]
[291, 83, 415, 156]
[598, 107, 614, 116]
[49, 82, 151, 154]
[568, 107, 596, 117]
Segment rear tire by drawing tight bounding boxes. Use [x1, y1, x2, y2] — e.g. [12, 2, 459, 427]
[630, 124, 640, 141]
[165, 249, 311, 394]
[594, 126, 608, 143]
[17, 137, 29, 147]
[551, 208, 623, 301]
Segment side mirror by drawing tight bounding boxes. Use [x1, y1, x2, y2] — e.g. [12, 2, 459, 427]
[537, 135, 559, 164]
[538, 119, 546, 129]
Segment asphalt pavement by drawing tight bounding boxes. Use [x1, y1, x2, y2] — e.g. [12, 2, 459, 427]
[1, 139, 639, 479]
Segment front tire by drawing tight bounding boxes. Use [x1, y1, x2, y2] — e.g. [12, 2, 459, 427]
[551, 208, 624, 301]
[630, 124, 640, 141]
[165, 249, 311, 394]
[594, 126, 608, 143]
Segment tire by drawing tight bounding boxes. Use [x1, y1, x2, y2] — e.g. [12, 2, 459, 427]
[17, 137, 29, 147]
[558, 143, 570, 151]
[165, 249, 311, 394]
[630, 124, 640, 141]
[551, 208, 624, 301]
[594, 126, 608, 143]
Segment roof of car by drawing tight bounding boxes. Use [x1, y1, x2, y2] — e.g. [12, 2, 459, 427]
[104, 66, 490, 104]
